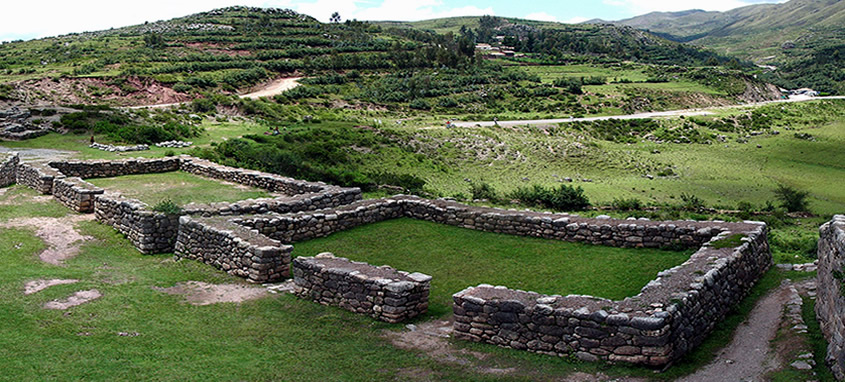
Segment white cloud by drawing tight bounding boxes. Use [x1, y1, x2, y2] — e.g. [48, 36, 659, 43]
[524, 12, 558, 22]
[298, 0, 494, 22]
[602, 0, 786, 13]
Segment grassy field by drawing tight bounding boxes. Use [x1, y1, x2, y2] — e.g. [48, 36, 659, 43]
[86, 171, 272, 206]
[0, 184, 816, 381]
[291, 218, 693, 316]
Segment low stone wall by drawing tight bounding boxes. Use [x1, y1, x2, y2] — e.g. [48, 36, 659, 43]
[816, 215, 845, 380]
[293, 253, 431, 322]
[174, 216, 291, 283]
[48, 157, 180, 179]
[94, 193, 180, 254]
[180, 156, 325, 195]
[52, 177, 104, 212]
[0, 153, 18, 187]
[16, 162, 62, 194]
[236, 196, 731, 248]
[452, 225, 770, 367]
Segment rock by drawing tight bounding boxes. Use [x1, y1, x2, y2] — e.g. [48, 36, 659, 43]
[790, 360, 812, 370]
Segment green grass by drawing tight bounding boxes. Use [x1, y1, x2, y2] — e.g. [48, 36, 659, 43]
[292, 218, 693, 316]
[0, 186, 70, 220]
[86, 171, 271, 206]
[803, 296, 837, 381]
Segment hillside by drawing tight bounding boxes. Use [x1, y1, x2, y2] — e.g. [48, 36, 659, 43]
[595, 0, 845, 93]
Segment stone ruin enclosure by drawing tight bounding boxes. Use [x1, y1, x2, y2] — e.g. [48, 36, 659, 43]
[0, 152, 775, 367]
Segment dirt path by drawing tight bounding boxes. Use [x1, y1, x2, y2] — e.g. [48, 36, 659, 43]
[453, 95, 845, 128]
[128, 77, 302, 109]
[0, 146, 76, 161]
[678, 281, 794, 382]
[1, 215, 94, 265]
[239, 77, 301, 100]
[153, 281, 268, 305]
[43, 289, 102, 310]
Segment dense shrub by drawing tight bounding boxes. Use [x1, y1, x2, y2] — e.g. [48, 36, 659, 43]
[509, 184, 590, 211]
[774, 184, 810, 212]
[612, 197, 643, 211]
[469, 182, 499, 201]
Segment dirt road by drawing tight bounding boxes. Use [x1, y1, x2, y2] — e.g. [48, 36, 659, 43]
[128, 77, 302, 109]
[452, 96, 845, 128]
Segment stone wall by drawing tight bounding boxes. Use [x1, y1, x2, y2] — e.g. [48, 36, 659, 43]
[52, 177, 104, 212]
[816, 215, 845, 380]
[16, 162, 62, 194]
[48, 157, 180, 179]
[0, 153, 18, 188]
[180, 156, 324, 195]
[236, 196, 731, 248]
[94, 193, 180, 254]
[452, 224, 770, 367]
[293, 253, 431, 322]
[174, 216, 291, 283]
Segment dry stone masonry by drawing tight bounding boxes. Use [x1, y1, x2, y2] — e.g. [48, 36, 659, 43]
[4, 154, 776, 367]
[816, 215, 845, 380]
[293, 253, 431, 322]
[0, 153, 18, 187]
[175, 216, 291, 283]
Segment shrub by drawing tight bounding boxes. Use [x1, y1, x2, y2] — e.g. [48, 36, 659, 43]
[774, 184, 810, 212]
[612, 197, 643, 211]
[152, 199, 182, 215]
[469, 182, 499, 201]
[164, 150, 176, 157]
[509, 184, 590, 211]
[679, 193, 705, 212]
[409, 99, 431, 110]
[191, 98, 216, 113]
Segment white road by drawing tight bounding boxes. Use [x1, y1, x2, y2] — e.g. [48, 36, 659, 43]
[451, 95, 845, 128]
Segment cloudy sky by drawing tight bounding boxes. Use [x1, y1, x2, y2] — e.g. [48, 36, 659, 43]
[1, 0, 787, 43]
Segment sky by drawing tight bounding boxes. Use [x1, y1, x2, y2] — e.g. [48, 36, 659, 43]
[1, 0, 787, 43]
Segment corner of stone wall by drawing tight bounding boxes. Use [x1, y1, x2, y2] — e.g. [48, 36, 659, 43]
[816, 215, 845, 380]
[175, 215, 291, 283]
[0, 152, 18, 188]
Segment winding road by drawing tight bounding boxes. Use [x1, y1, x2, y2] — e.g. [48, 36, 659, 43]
[451, 95, 845, 128]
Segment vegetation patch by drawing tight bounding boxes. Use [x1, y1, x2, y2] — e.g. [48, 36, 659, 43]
[86, 171, 271, 206]
[710, 233, 747, 249]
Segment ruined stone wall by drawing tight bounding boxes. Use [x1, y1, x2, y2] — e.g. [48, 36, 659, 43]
[94, 193, 180, 254]
[0, 153, 18, 188]
[48, 157, 180, 179]
[179, 156, 324, 195]
[16, 162, 62, 194]
[236, 196, 728, 248]
[174, 216, 291, 283]
[293, 253, 431, 322]
[452, 224, 770, 367]
[52, 177, 104, 212]
[816, 215, 845, 380]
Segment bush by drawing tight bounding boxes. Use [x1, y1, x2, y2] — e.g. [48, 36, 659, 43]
[469, 182, 499, 201]
[152, 199, 182, 215]
[612, 197, 643, 211]
[164, 150, 176, 157]
[191, 98, 216, 113]
[774, 184, 810, 212]
[509, 184, 590, 211]
[679, 193, 705, 212]
[409, 99, 430, 110]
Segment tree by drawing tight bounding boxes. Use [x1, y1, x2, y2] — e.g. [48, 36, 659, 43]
[330, 12, 341, 23]
[774, 184, 810, 212]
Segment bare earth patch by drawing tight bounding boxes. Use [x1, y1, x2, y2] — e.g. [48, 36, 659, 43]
[24, 279, 79, 295]
[43, 289, 102, 310]
[153, 281, 268, 305]
[0, 215, 94, 265]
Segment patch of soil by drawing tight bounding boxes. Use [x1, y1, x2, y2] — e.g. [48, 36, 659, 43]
[239, 77, 301, 99]
[0, 214, 94, 265]
[152, 281, 268, 306]
[43, 289, 102, 310]
[15, 76, 193, 107]
[24, 279, 79, 295]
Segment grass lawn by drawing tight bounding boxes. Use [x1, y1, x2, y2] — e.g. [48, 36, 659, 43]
[0, 184, 819, 381]
[86, 171, 272, 206]
[292, 218, 693, 317]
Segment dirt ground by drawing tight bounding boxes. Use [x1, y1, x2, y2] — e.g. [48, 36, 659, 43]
[1, 215, 94, 265]
[24, 279, 79, 295]
[239, 77, 301, 100]
[42, 289, 102, 310]
[153, 281, 268, 305]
